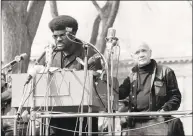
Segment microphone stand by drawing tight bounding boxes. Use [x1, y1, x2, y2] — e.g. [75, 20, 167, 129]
[110, 46, 116, 136]
[45, 45, 53, 136]
[29, 77, 37, 136]
[66, 32, 111, 135]
[2, 61, 17, 71]
[106, 38, 118, 136]
[45, 70, 51, 136]
[79, 43, 89, 136]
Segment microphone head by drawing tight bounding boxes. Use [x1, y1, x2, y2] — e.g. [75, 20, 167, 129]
[14, 53, 28, 62]
[20, 53, 28, 60]
[106, 28, 118, 41]
[28, 65, 44, 77]
[107, 28, 116, 39]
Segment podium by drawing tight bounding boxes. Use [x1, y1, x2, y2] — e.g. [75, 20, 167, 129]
[11, 70, 119, 112]
[10, 70, 119, 135]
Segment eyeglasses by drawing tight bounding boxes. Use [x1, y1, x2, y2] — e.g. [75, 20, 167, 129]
[52, 33, 66, 40]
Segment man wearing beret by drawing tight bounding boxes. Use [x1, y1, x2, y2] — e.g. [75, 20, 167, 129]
[36, 15, 101, 136]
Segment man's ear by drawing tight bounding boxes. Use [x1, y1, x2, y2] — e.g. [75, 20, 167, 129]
[149, 49, 152, 57]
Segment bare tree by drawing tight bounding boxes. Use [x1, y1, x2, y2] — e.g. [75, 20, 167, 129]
[2, 1, 46, 73]
[49, 1, 59, 18]
[89, 0, 120, 56]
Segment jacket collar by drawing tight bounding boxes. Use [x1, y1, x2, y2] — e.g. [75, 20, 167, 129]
[62, 46, 84, 68]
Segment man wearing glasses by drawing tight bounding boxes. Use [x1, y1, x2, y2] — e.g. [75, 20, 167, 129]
[36, 15, 102, 136]
[38, 15, 102, 71]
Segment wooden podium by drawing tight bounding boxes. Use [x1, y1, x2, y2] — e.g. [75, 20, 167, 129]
[11, 70, 119, 112]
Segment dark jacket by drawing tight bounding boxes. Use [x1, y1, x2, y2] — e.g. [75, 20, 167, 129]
[119, 59, 181, 112]
[167, 117, 185, 136]
[38, 42, 102, 71]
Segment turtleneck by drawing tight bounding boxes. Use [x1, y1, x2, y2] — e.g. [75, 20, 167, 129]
[136, 60, 155, 111]
[138, 60, 154, 74]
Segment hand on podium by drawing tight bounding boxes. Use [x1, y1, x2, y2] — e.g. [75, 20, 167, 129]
[21, 110, 29, 122]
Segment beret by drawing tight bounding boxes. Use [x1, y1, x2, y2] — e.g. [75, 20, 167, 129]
[49, 15, 78, 33]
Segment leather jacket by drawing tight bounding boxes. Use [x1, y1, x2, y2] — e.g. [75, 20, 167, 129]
[119, 59, 181, 112]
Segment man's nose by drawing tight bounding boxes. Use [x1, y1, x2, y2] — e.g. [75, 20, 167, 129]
[56, 36, 62, 41]
[138, 52, 145, 58]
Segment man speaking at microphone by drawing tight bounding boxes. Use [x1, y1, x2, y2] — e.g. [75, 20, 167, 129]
[37, 15, 102, 71]
[36, 15, 102, 136]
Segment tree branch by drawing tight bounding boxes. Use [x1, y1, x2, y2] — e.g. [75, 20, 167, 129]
[90, 14, 101, 45]
[49, 1, 59, 18]
[26, 1, 46, 43]
[100, 1, 120, 53]
[101, 0, 111, 11]
[92, 0, 101, 12]
[92, 0, 103, 18]
[101, 1, 112, 20]
[145, 1, 152, 11]
[106, 1, 120, 28]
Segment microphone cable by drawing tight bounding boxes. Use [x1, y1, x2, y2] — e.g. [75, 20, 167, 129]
[33, 111, 192, 135]
[66, 31, 113, 133]
[21, 67, 46, 108]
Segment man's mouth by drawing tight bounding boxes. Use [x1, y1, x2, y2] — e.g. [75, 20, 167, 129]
[139, 58, 145, 61]
[56, 43, 64, 48]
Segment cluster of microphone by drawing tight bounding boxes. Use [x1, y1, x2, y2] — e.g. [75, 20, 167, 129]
[2, 28, 119, 86]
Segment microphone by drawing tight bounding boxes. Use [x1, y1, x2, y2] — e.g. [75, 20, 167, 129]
[105, 28, 118, 50]
[45, 44, 54, 70]
[35, 51, 46, 64]
[35, 44, 56, 64]
[24, 65, 44, 85]
[2, 53, 28, 70]
[106, 28, 118, 41]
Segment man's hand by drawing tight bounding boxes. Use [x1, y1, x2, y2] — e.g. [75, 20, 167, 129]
[157, 109, 165, 122]
[159, 109, 165, 112]
[21, 110, 29, 122]
[118, 101, 129, 112]
[88, 54, 102, 71]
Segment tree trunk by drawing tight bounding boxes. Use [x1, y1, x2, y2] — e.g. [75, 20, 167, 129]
[88, 14, 101, 57]
[90, 1, 120, 55]
[49, 1, 59, 18]
[2, 1, 46, 73]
